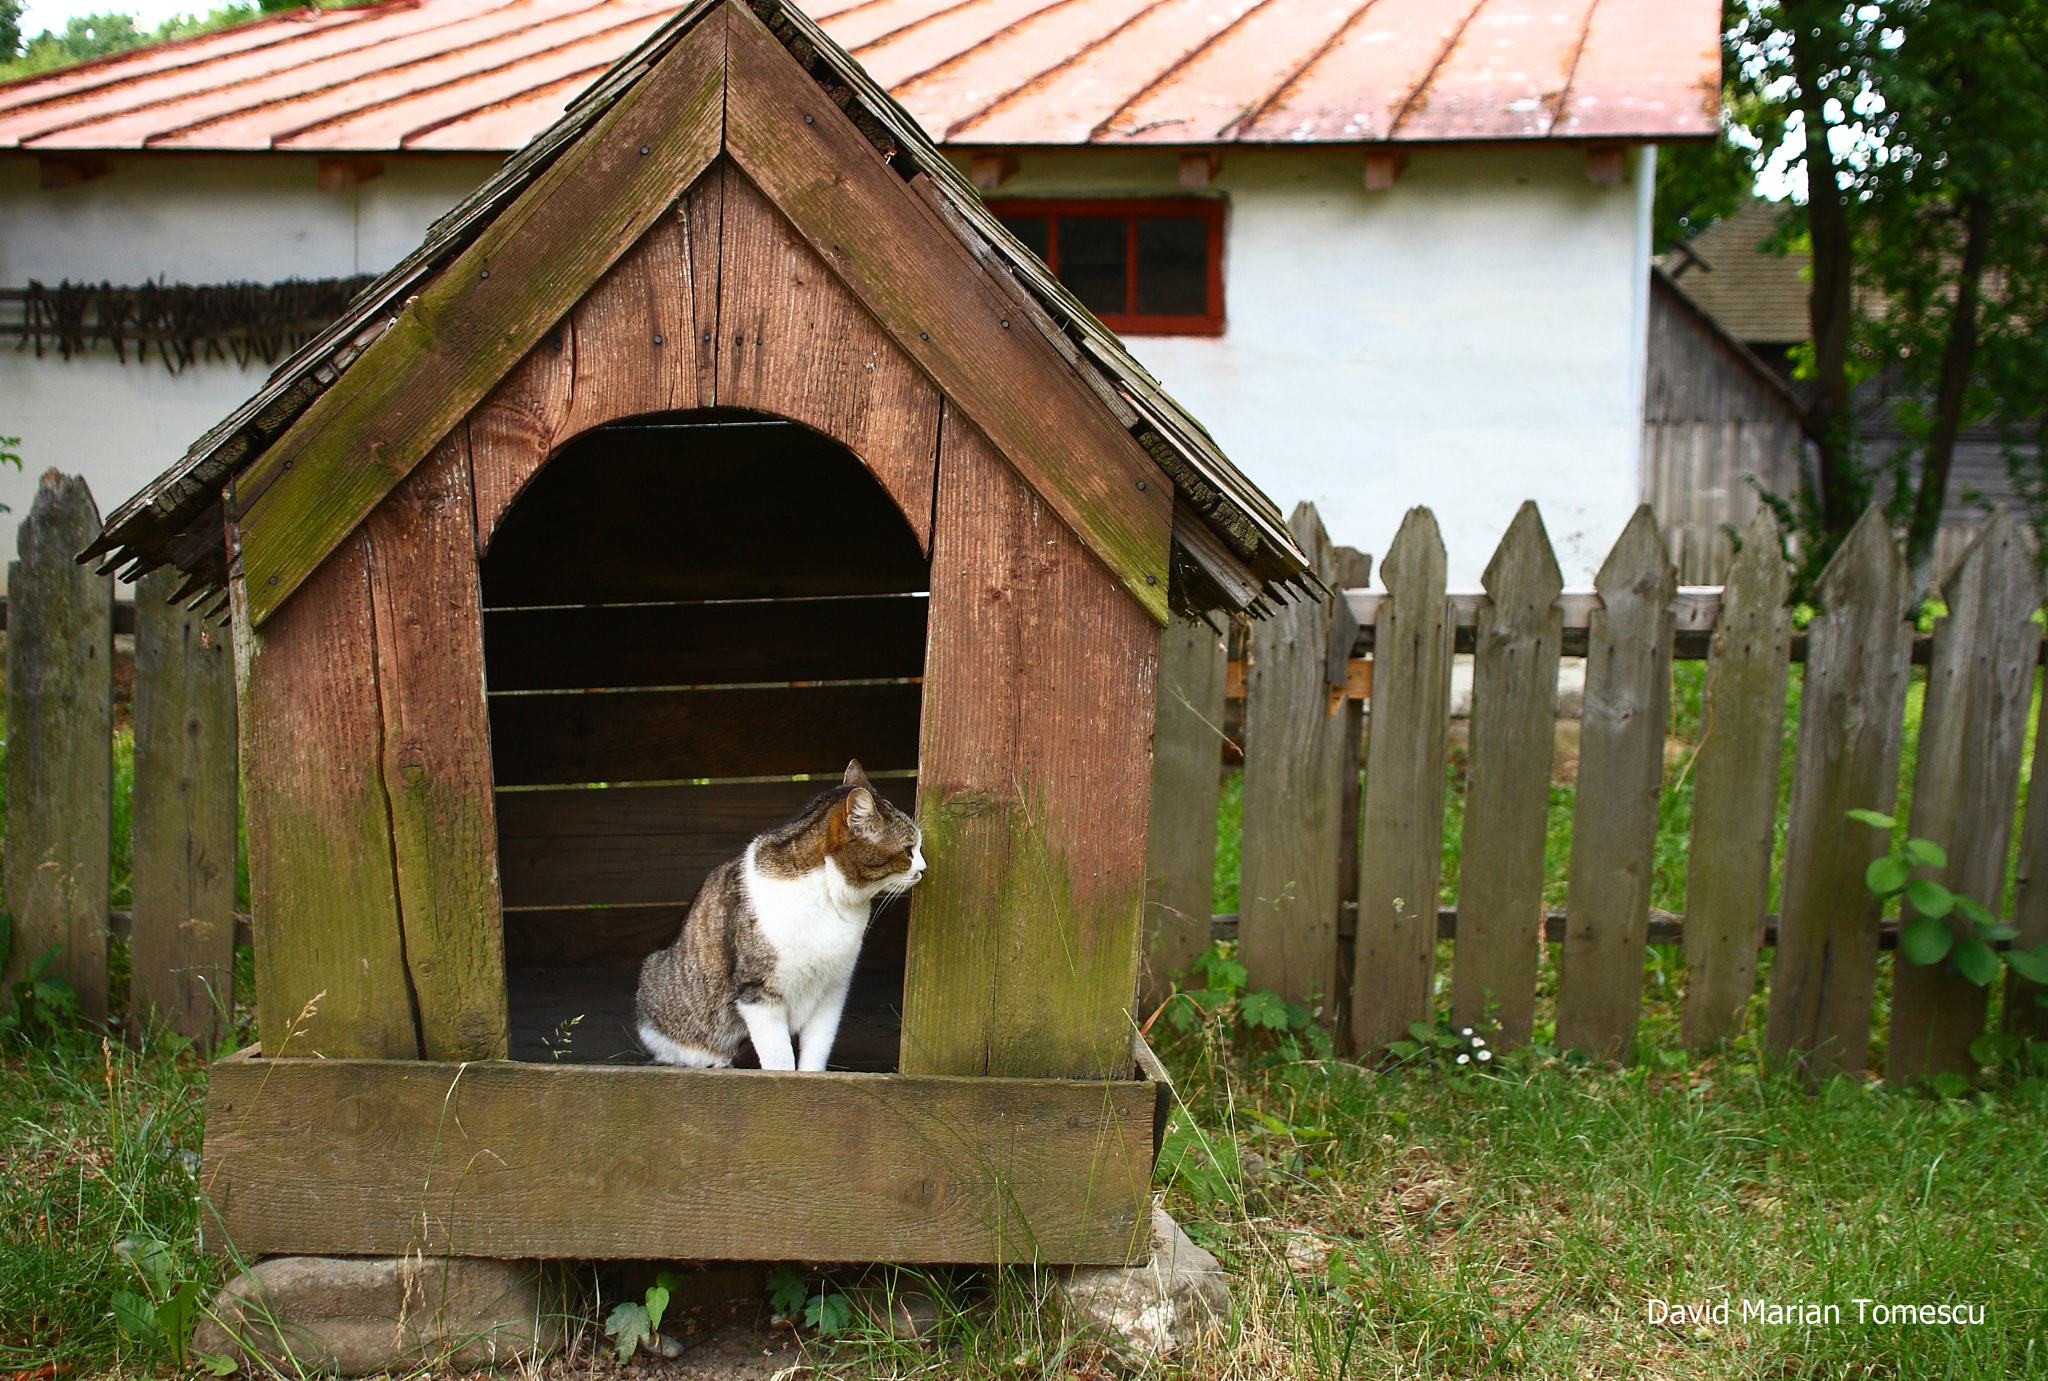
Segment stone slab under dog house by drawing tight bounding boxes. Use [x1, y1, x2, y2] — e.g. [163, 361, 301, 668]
[86, 0, 1312, 1267]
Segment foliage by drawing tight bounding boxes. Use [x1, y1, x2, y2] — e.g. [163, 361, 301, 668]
[0, 0, 354, 81]
[602, 1271, 679, 1361]
[1, 435, 19, 516]
[765, 1267, 852, 1339]
[1387, 1019, 1499, 1073]
[1159, 941, 1334, 1062]
[1712, 1, 2048, 592]
[109, 1236, 207, 1367]
[1852, 808, 2048, 995]
[0, 915, 84, 1049]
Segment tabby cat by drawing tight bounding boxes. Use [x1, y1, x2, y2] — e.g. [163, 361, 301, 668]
[635, 760, 924, 1071]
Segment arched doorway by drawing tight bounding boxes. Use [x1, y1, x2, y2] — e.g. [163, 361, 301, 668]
[480, 410, 929, 1068]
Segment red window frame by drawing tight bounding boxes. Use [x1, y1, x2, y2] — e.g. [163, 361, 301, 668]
[988, 198, 1225, 337]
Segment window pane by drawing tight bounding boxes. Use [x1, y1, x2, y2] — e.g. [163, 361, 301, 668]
[1056, 216, 1128, 316]
[1136, 216, 1209, 316]
[999, 215, 1049, 263]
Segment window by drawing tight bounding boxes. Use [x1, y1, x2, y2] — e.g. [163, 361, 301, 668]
[991, 199, 1224, 336]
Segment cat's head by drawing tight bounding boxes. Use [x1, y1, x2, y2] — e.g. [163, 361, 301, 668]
[825, 760, 925, 898]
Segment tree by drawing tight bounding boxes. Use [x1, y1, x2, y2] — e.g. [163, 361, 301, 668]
[1712, 1, 2048, 591]
[1, 0, 24, 60]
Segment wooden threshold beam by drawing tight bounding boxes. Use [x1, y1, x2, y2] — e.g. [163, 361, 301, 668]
[201, 1050, 1159, 1265]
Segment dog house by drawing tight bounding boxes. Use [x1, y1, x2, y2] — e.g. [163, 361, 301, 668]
[87, 0, 1309, 1267]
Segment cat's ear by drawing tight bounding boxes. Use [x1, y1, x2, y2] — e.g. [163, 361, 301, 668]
[842, 758, 872, 789]
[844, 786, 878, 835]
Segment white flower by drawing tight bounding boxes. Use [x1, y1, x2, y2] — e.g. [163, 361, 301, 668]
[1460, 1027, 1474, 1037]
[1472, 1037, 1486, 1048]
[1456, 1053, 1470, 1065]
[1477, 1049, 1493, 1062]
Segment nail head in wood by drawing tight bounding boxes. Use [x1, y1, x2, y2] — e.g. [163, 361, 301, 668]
[1585, 146, 1627, 185]
[1364, 150, 1405, 191]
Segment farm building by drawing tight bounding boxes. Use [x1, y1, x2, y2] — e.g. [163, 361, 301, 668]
[1655, 198, 2037, 578]
[85, 0, 1314, 1264]
[2, 0, 1724, 588]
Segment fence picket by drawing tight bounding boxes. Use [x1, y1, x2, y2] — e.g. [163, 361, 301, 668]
[1240, 504, 1348, 1018]
[2010, 682, 2048, 1040]
[1450, 501, 1561, 1047]
[1353, 507, 1451, 1053]
[2, 471, 114, 1020]
[1142, 615, 1229, 1008]
[1680, 507, 1791, 1053]
[128, 568, 240, 1045]
[1555, 505, 1675, 1061]
[1765, 506, 1913, 1079]
[1887, 509, 2040, 1081]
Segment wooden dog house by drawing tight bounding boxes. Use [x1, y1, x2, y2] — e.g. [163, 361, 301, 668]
[88, 0, 1309, 1266]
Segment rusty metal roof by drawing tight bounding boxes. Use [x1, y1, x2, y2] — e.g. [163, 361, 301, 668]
[1, 0, 1719, 152]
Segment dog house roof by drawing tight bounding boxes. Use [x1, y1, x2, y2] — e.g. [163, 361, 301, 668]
[83, 0, 1313, 624]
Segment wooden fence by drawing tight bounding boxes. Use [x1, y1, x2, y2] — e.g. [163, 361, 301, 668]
[3, 470, 238, 1044]
[8, 470, 2044, 1079]
[1143, 498, 2048, 1081]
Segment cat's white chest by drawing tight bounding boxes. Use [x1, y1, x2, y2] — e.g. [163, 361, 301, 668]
[743, 847, 869, 1026]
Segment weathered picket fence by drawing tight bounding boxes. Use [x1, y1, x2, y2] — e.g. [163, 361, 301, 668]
[3, 470, 238, 1044]
[1143, 498, 2048, 1082]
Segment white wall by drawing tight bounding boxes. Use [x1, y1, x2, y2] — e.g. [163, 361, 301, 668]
[1, 144, 1655, 589]
[0, 153, 499, 578]
[995, 145, 1655, 587]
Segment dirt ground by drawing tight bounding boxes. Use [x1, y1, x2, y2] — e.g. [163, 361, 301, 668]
[540, 1299, 817, 1381]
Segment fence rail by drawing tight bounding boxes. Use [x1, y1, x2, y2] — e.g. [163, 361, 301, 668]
[1145, 498, 2048, 1077]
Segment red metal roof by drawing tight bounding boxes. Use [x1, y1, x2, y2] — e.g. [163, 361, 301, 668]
[0, 0, 1719, 152]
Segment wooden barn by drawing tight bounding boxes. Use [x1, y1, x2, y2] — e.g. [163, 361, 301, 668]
[84, 0, 1310, 1266]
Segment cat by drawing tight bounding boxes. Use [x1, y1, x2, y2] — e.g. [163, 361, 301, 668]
[635, 760, 925, 1072]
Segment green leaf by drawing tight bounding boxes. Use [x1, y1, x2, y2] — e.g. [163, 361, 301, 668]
[1847, 809, 1896, 830]
[1238, 988, 1291, 1031]
[643, 1284, 670, 1336]
[196, 1352, 239, 1376]
[604, 1301, 652, 1361]
[1866, 855, 1912, 896]
[805, 1292, 854, 1338]
[1901, 916, 1955, 966]
[158, 1281, 201, 1366]
[1981, 923, 2020, 942]
[1970, 1033, 2022, 1068]
[1953, 937, 2000, 986]
[1408, 1022, 1439, 1043]
[112, 1291, 158, 1347]
[766, 1267, 808, 1320]
[1904, 838, 1948, 868]
[1905, 879, 1954, 918]
[2003, 946, 2048, 985]
[1952, 895, 1995, 926]
[1930, 1071, 1972, 1100]
[1388, 1040, 1420, 1059]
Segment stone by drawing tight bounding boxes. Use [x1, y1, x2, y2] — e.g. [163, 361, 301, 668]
[1059, 1208, 1230, 1359]
[190, 1256, 563, 1376]
[850, 1286, 941, 1340]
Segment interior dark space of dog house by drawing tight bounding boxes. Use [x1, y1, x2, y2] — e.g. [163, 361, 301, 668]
[483, 412, 927, 1069]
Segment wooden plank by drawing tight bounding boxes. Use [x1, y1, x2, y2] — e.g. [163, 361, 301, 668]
[481, 594, 928, 691]
[233, 18, 726, 626]
[363, 438, 510, 1063]
[1141, 614, 1228, 1008]
[1554, 506, 1676, 1062]
[2009, 679, 2048, 1042]
[717, 168, 943, 553]
[902, 411, 1157, 1079]
[2, 472, 113, 1021]
[127, 566, 238, 1046]
[1680, 507, 1790, 1054]
[232, 534, 418, 1060]
[557, 202, 699, 441]
[1352, 507, 1453, 1053]
[1450, 501, 1562, 1047]
[722, 1, 1172, 623]
[1764, 506, 1913, 1079]
[1888, 510, 2040, 1081]
[200, 1053, 1157, 1265]
[1239, 504, 1348, 1019]
[498, 776, 919, 910]
[489, 681, 923, 787]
